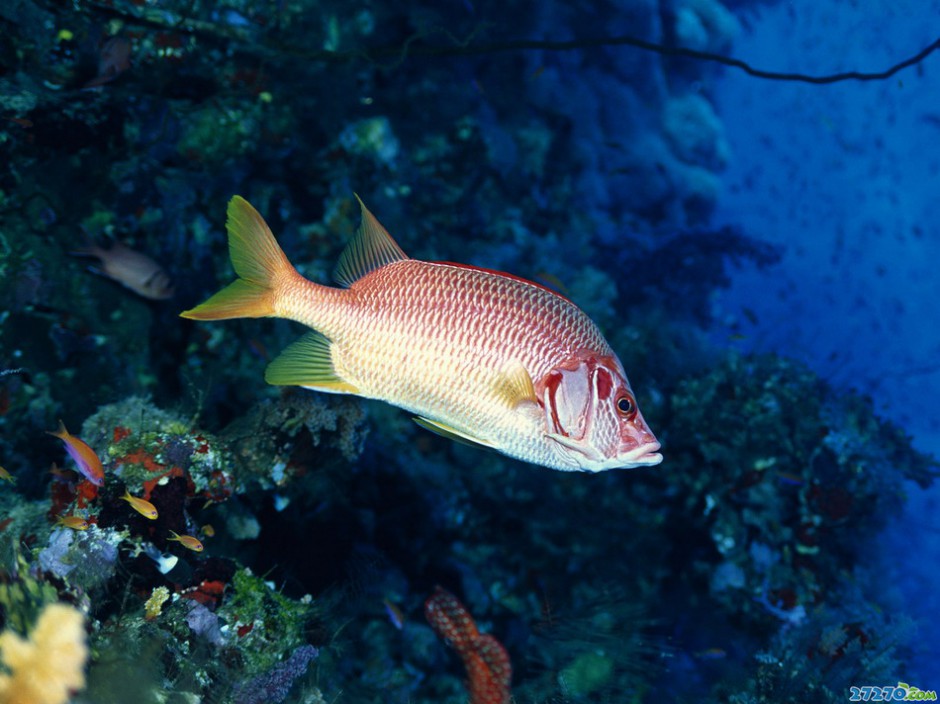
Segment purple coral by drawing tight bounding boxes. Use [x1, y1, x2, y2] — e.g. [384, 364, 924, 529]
[186, 603, 222, 645]
[231, 644, 319, 704]
[38, 529, 76, 578]
[162, 435, 196, 471]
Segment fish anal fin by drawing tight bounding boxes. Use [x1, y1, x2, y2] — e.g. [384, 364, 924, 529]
[264, 331, 360, 394]
[333, 195, 409, 287]
[413, 417, 494, 450]
[493, 361, 537, 408]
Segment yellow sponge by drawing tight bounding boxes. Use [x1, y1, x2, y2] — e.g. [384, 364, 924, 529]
[0, 603, 87, 704]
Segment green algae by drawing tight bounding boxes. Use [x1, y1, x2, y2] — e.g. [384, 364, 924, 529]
[220, 567, 318, 677]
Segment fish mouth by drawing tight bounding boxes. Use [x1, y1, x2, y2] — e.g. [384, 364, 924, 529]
[620, 441, 663, 467]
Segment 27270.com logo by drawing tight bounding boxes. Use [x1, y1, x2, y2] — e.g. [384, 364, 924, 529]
[849, 683, 937, 701]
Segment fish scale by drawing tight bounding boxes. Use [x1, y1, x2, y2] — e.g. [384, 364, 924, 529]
[182, 196, 662, 472]
[280, 260, 610, 460]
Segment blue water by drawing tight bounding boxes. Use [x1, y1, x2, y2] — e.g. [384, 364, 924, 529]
[712, 0, 940, 685]
[713, 0, 940, 454]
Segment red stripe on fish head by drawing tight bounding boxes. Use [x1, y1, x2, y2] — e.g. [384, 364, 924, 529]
[538, 360, 590, 440]
[536, 352, 661, 470]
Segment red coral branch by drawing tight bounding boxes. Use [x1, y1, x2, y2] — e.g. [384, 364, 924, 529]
[425, 586, 511, 704]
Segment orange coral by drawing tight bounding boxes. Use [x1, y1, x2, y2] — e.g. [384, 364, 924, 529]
[74, 480, 99, 509]
[116, 448, 163, 473]
[425, 586, 511, 704]
[113, 446, 188, 499]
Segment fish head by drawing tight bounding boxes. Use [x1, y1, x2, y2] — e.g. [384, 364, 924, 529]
[536, 352, 662, 471]
[141, 269, 175, 300]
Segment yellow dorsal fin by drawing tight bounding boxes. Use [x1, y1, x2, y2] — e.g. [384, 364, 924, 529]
[333, 195, 409, 287]
[264, 332, 360, 394]
[493, 361, 537, 408]
[413, 417, 495, 450]
[226, 196, 292, 285]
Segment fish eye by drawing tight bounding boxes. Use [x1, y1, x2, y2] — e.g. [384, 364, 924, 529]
[616, 395, 636, 418]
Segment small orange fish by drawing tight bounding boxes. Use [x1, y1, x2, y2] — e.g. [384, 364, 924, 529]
[49, 462, 70, 480]
[0, 466, 14, 484]
[200, 524, 216, 537]
[168, 531, 203, 552]
[73, 241, 174, 300]
[121, 490, 158, 519]
[56, 515, 90, 531]
[5, 117, 33, 129]
[46, 420, 105, 486]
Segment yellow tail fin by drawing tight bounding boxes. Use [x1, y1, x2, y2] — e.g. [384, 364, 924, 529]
[180, 196, 296, 320]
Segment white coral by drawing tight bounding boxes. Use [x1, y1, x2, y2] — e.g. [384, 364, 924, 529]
[673, 0, 740, 52]
[663, 94, 730, 170]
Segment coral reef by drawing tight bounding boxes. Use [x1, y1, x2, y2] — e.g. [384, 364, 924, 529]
[231, 644, 319, 704]
[425, 586, 512, 704]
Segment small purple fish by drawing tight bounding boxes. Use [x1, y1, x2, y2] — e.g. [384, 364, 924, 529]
[382, 598, 405, 630]
[775, 471, 804, 487]
[694, 647, 727, 660]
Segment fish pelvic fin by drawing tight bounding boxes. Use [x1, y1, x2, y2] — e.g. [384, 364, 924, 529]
[333, 195, 409, 287]
[265, 331, 360, 393]
[181, 196, 297, 320]
[413, 417, 495, 451]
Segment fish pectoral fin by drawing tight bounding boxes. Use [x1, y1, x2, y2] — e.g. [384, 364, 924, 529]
[265, 332, 360, 394]
[493, 361, 537, 408]
[413, 417, 495, 450]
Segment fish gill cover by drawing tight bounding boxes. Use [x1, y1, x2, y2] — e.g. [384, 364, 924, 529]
[0, 0, 938, 703]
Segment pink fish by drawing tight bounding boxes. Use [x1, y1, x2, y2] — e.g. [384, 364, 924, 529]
[46, 420, 105, 486]
[181, 197, 662, 472]
[83, 36, 131, 89]
[74, 241, 174, 300]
